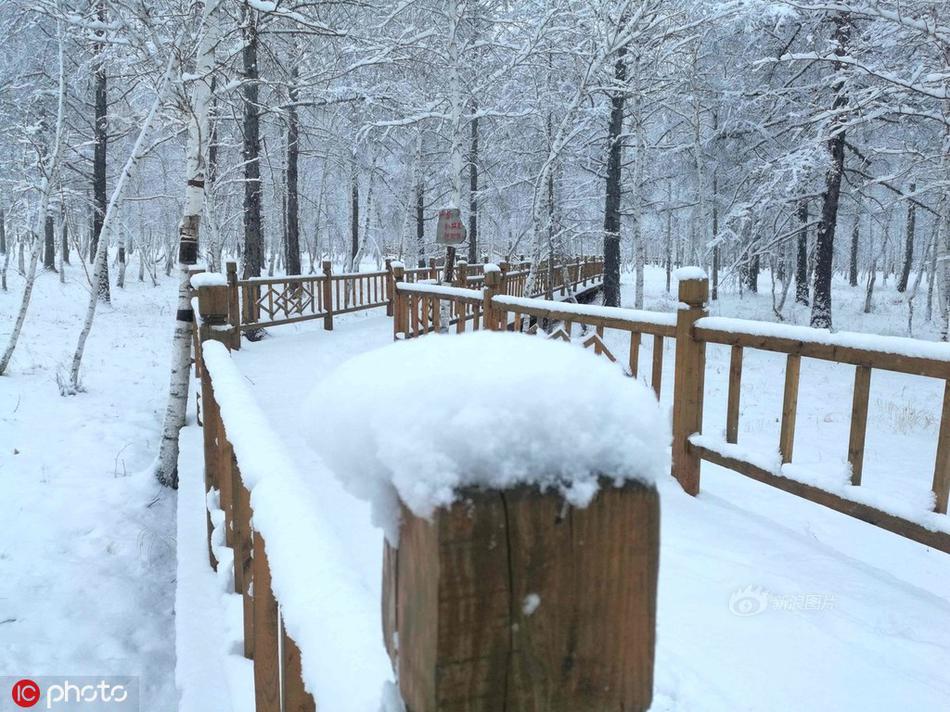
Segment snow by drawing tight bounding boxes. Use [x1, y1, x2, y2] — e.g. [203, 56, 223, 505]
[0, 268, 177, 707]
[303, 331, 667, 543]
[190, 271, 228, 289]
[674, 266, 707, 281]
[389, 260, 404, 269]
[199, 341, 394, 711]
[691, 435, 950, 535]
[697, 315, 950, 363]
[395, 281, 482, 301]
[482, 262, 501, 273]
[522, 593, 541, 616]
[494, 294, 677, 328]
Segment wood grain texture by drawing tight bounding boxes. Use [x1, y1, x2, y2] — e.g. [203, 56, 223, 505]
[726, 345, 743, 444]
[388, 480, 659, 712]
[933, 380, 950, 514]
[282, 620, 316, 712]
[253, 533, 280, 712]
[848, 366, 871, 486]
[779, 354, 801, 464]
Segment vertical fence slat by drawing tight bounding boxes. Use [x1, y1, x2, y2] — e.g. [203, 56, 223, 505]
[726, 345, 743, 444]
[779, 354, 801, 464]
[651, 335, 664, 400]
[281, 619, 316, 711]
[231, 458, 255, 659]
[322, 260, 334, 331]
[933, 380, 950, 513]
[253, 532, 281, 712]
[848, 365, 872, 486]
[629, 332, 641, 378]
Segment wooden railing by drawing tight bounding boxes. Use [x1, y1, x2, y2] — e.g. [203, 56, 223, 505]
[393, 272, 950, 555]
[191, 271, 647, 711]
[193, 284, 316, 712]
[224, 256, 604, 340]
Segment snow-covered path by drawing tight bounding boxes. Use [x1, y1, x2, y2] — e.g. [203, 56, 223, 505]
[227, 290, 950, 710]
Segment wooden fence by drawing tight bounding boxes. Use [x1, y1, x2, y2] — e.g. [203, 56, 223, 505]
[393, 274, 950, 555]
[193, 285, 315, 712]
[226, 256, 603, 340]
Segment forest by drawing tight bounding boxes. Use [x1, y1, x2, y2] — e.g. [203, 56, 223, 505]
[0, 0, 945, 341]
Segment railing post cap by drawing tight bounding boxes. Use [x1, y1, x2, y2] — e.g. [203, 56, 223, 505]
[322, 259, 332, 273]
[676, 269, 709, 307]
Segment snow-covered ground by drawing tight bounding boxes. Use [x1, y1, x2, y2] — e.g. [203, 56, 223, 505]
[4, 262, 950, 710]
[0, 266, 178, 706]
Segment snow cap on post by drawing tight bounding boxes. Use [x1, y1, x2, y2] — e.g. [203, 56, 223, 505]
[303, 331, 667, 543]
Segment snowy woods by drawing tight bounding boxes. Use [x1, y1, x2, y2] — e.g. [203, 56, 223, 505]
[0, 1, 947, 436]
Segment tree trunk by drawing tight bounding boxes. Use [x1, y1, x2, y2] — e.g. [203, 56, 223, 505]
[416, 180, 425, 267]
[154, 0, 219, 487]
[285, 67, 301, 276]
[811, 13, 850, 329]
[350, 165, 359, 271]
[896, 183, 916, 293]
[0, 28, 67, 376]
[468, 108, 479, 263]
[796, 200, 809, 303]
[91, 0, 110, 302]
[241, 4, 263, 278]
[848, 218, 859, 287]
[602, 45, 627, 307]
[43, 214, 56, 270]
[61, 216, 69, 265]
[0, 208, 6, 255]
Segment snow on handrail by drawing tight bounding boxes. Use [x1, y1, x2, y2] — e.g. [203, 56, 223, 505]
[494, 295, 677, 331]
[696, 316, 950, 368]
[200, 341, 391, 710]
[396, 281, 484, 302]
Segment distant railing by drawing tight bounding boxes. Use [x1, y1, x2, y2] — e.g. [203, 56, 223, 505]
[225, 256, 604, 340]
[392, 272, 950, 555]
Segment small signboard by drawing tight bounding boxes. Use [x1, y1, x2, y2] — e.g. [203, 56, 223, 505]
[436, 208, 466, 245]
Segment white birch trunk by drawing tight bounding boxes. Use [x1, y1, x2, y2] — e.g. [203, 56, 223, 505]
[66, 47, 179, 393]
[155, 1, 220, 487]
[0, 24, 67, 376]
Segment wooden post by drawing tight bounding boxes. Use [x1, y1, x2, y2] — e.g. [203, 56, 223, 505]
[848, 366, 871, 486]
[726, 345, 743, 444]
[197, 283, 231, 567]
[779, 354, 801, 464]
[253, 532, 281, 712]
[484, 268, 501, 330]
[671, 276, 708, 496]
[428, 257, 438, 281]
[393, 264, 406, 340]
[933, 381, 950, 513]
[226, 261, 241, 350]
[454, 259, 468, 288]
[385, 258, 394, 316]
[383, 480, 659, 712]
[322, 260, 334, 331]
